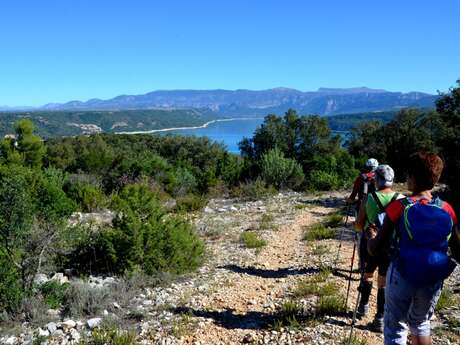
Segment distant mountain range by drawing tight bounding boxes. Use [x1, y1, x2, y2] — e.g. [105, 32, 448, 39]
[2, 87, 437, 116]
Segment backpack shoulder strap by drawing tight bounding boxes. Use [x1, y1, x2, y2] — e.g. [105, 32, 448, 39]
[430, 196, 443, 207]
[401, 197, 415, 240]
[430, 197, 454, 241]
[400, 197, 413, 208]
[390, 193, 400, 203]
[371, 191, 385, 213]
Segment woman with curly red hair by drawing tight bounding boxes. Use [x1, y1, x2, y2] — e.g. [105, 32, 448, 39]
[367, 152, 460, 345]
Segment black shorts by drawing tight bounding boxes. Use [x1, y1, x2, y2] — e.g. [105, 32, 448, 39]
[359, 233, 390, 276]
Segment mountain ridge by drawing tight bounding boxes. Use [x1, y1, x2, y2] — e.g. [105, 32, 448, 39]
[34, 87, 437, 116]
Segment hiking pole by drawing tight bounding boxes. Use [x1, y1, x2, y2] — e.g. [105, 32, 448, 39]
[345, 232, 358, 310]
[348, 265, 366, 345]
[334, 203, 352, 270]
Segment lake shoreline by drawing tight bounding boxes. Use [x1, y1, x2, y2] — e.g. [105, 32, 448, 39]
[115, 117, 264, 135]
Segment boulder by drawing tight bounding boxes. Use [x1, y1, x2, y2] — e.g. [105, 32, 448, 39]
[69, 328, 81, 342]
[46, 322, 58, 334]
[51, 273, 69, 284]
[34, 274, 49, 286]
[4, 337, 17, 345]
[61, 319, 76, 330]
[87, 317, 102, 329]
[37, 328, 50, 337]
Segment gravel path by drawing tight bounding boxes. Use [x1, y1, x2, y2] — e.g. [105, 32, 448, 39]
[144, 191, 459, 345]
[143, 192, 387, 345]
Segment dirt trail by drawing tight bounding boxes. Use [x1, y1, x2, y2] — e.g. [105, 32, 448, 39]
[183, 198, 383, 345]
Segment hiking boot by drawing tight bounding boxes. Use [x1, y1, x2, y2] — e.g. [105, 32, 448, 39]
[357, 303, 369, 318]
[371, 316, 384, 333]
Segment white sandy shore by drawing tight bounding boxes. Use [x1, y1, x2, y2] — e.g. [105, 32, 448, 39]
[115, 117, 263, 135]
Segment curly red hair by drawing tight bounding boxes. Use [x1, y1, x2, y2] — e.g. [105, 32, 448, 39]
[407, 152, 444, 190]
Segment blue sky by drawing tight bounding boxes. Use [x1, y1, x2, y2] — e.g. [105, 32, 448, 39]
[1, 0, 459, 106]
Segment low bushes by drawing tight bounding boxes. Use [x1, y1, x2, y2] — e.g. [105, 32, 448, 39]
[240, 231, 267, 249]
[0, 165, 75, 314]
[303, 223, 336, 241]
[231, 178, 276, 201]
[39, 281, 70, 309]
[67, 182, 107, 212]
[64, 184, 204, 276]
[175, 194, 207, 213]
[77, 327, 137, 345]
[260, 148, 305, 189]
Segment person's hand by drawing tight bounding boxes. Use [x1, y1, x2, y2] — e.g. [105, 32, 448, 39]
[365, 224, 378, 240]
[346, 197, 354, 205]
[353, 221, 362, 232]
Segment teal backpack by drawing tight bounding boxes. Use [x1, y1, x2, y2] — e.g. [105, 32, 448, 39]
[395, 197, 456, 286]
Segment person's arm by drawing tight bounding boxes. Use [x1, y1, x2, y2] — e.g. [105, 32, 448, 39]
[367, 216, 395, 256]
[449, 225, 460, 263]
[355, 194, 368, 231]
[347, 176, 361, 203]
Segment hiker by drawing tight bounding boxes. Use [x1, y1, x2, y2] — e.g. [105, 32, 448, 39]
[354, 164, 403, 332]
[347, 158, 379, 213]
[346, 158, 378, 292]
[367, 152, 460, 345]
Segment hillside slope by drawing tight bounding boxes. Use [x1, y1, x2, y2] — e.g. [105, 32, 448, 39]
[3, 191, 458, 345]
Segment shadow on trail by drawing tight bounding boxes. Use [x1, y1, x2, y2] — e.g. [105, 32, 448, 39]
[220, 264, 360, 282]
[171, 306, 359, 332]
[332, 267, 361, 281]
[172, 306, 273, 330]
[325, 317, 374, 332]
[296, 196, 346, 209]
[219, 265, 321, 278]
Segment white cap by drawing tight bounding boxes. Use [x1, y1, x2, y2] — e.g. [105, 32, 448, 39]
[366, 158, 379, 171]
[375, 164, 395, 188]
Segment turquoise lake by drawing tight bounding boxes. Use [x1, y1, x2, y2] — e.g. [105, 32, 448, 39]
[158, 118, 348, 154]
[162, 118, 265, 154]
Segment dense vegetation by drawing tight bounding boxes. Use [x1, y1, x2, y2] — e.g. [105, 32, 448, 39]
[0, 79, 458, 323]
[239, 109, 359, 190]
[347, 79, 460, 210]
[326, 111, 396, 131]
[0, 108, 216, 137]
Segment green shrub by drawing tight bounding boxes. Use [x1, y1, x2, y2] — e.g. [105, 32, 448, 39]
[292, 279, 320, 298]
[0, 165, 75, 313]
[307, 170, 341, 191]
[240, 231, 267, 249]
[175, 194, 207, 212]
[233, 178, 276, 200]
[62, 283, 112, 317]
[65, 184, 204, 275]
[310, 267, 331, 283]
[39, 281, 70, 309]
[216, 153, 244, 187]
[293, 278, 338, 299]
[67, 182, 107, 212]
[0, 252, 24, 314]
[273, 300, 303, 329]
[303, 223, 336, 241]
[168, 167, 198, 197]
[315, 295, 346, 316]
[90, 327, 137, 345]
[259, 213, 276, 230]
[436, 288, 457, 312]
[323, 213, 344, 228]
[260, 148, 304, 189]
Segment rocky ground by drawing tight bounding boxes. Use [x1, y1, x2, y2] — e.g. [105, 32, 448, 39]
[1, 191, 459, 345]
